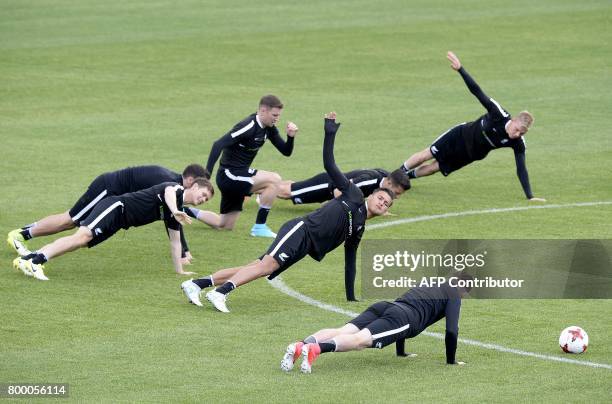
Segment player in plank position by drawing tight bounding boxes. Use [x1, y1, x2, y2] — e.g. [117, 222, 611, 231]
[401, 51, 545, 202]
[280, 278, 470, 373]
[181, 112, 394, 312]
[7, 164, 210, 264]
[12, 178, 213, 280]
[276, 168, 410, 205]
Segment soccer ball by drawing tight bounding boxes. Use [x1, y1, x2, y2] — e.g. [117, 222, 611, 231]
[559, 326, 588, 354]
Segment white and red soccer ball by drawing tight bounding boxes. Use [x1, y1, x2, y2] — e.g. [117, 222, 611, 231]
[559, 326, 589, 354]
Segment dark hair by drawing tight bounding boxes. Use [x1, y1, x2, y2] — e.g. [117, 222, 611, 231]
[372, 187, 395, 202]
[259, 94, 283, 109]
[183, 164, 210, 180]
[387, 169, 411, 191]
[191, 177, 214, 197]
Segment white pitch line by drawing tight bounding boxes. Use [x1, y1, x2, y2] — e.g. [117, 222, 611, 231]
[367, 201, 612, 230]
[268, 201, 612, 370]
[269, 277, 612, 370]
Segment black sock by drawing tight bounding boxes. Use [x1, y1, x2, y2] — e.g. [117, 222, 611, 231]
[215, 281, 236, 295]
[31, 253, 48, 265]
[255, 207, 270, 225]
[22, 253, 37, 260]
[20, 229, 32, 240]
[193, 276, 213, 289]
[400, 163, 410, 175]
[303, 335, 317, 344]
[319, 341, 336, 353]
[407, 169, 417, 179]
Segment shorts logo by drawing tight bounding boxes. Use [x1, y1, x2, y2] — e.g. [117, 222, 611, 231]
[294, 197, 303, 204]
[501, 139, 508, 144]
[375, 342, 383, 349]
[431, 146, 438, 154]
[94, 228, 103, 236]
[248, 169, 255, 174]
[279, 253, 290, 262]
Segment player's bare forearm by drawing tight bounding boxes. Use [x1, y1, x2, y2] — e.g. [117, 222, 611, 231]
[164, 186, 180, 214]
[169, 230, 194, 275]
[169, 230, 183, 272]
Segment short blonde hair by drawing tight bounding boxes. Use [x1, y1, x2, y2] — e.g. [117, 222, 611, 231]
[515, 111, 534, 130]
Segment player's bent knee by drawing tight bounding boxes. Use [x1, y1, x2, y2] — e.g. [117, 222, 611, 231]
[260, 256, 280, 275]
[420, 148, 433, 160]
[75, 227, 94, 246]
[339, 323, 360, 334]
[357, 329, 374, 349]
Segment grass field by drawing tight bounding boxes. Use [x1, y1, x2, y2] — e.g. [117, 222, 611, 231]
[1, 0, 611, 402]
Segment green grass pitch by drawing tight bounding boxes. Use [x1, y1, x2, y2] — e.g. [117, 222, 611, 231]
[1, 0, 611, 402]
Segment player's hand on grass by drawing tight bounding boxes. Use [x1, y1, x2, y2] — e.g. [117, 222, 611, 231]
[447, 51, 461, 70]
[173, 211, 192, 225]
[286, 121, 299, 137]
[528, 197, 546, 203]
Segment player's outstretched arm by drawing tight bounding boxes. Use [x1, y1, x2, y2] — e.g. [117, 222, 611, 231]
[448, 51, 494, 112]
[322, 112, 351, 192]
[513, 151, 545, 201]
[344, 244, 357, 301]
[168, 229, 196, 275]
[445, 298, 461, 364]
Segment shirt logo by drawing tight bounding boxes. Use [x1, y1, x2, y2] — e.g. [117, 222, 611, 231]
[501, 139, 508, 144]
[279, 253, 290, 262]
